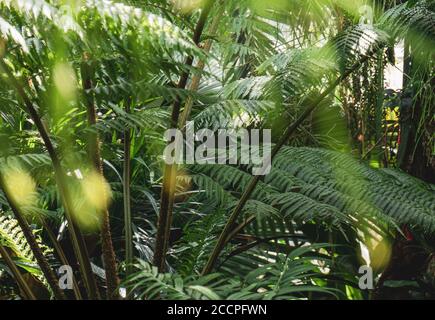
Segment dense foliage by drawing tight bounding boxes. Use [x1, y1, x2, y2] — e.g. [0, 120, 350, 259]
[0, 0, 434, 300]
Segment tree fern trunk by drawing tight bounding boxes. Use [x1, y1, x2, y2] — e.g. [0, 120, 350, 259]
[123, 99, 132, 279]
[153, 0, 215, 272]
[0, 175, 65, 299]
[0, 243, 37, 300]
[0, 59, 100, 300]
[81, 56, 120, 299]
[178, 1, 225, 128]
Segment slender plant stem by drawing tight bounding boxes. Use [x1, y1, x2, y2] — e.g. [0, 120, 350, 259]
[123, 99, 132, 278]
[0, 174, 65, 299]
[81, 57, 120, 299]
[153, 0, 215, 272]
[178, 1, 225, 128]
[202, 53, 373, 275]
[0, 59, 100, 299]
[0, 244, 37, 300]
[42, 220, 82, 300]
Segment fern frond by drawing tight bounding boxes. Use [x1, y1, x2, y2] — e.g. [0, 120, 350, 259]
[380, 1, 435, 40]
[1, 0, 83, 36]
[0, 214, 51, 278]
[84, 0, 201, 53]
[0, 15, 28, 52]
[127, 243, 341, 300]
[187, 147, 435, 235]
